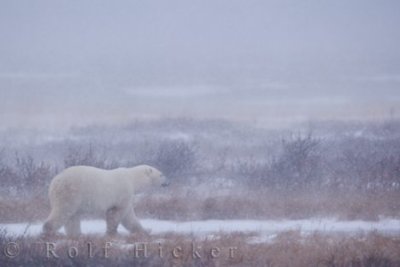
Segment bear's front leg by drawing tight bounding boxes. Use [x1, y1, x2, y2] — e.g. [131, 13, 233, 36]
[106, 206, 127, 235]
[121, 206, 148, 235]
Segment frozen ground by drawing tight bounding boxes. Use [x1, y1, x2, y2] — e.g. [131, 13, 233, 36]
[1, 218, 399, 240]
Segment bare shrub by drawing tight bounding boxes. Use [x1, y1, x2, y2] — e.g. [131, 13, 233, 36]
[327, 137, 400, 191]
[150, 139, 197, 179]
[0, 149, 18, 191]
[267, 132, 321, 189]
[229, 158, 268, 186]
[14, 154, 52, 192]
[64, 143, 117, 169]
[0, 149, 53, 196]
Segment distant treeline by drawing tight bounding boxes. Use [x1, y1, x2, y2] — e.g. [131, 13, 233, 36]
[1, 118, 400, 195]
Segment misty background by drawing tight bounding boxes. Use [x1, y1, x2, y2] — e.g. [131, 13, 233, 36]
[1, 0, 400, 130]
[1, 0, 400, 236]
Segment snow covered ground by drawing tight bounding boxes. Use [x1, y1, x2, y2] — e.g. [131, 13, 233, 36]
[1, 218, 399, 239]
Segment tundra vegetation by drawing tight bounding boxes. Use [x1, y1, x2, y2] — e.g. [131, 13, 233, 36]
[0, 118, 400, 266]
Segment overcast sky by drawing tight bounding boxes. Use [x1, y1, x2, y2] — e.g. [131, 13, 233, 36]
[1, 0, 400, 129]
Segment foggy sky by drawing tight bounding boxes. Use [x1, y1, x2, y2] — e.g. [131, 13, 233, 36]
[1, 0, 400, 129]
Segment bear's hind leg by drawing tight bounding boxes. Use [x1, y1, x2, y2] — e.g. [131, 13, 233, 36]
[65, 214, 81, 237]
[42, 209, 69, 236]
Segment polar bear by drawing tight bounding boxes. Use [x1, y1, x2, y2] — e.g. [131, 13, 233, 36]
[42, 165, 169, 237]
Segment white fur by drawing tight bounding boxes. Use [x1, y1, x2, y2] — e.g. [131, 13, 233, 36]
[42, 165, 166, 236]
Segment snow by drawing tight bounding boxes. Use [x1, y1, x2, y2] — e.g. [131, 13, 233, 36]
[1, 218, 399, 238]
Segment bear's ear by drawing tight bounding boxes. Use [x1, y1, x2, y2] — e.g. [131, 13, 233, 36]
[146, 167, 153, 176]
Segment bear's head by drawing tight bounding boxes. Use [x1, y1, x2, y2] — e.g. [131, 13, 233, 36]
[144, 165, 170, 188]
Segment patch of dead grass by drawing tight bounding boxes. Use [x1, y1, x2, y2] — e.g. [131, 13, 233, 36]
[1, 230, 400, 266]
